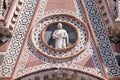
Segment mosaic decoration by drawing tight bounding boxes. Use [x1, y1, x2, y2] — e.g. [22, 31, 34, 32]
[35, 0, 48, 23]
[1, 0, 38, 76]
[15, 5, 104, 79]
[75, 0, 86, 21]
[84, 0, 119, 77]
[44, 9, 80, 19]
[0, 0, 118, 79]
[30, 15, 89, 59]
[15, 39, 104, 78]
[0, 54, 4, 76]
[14, 0, 49, 77]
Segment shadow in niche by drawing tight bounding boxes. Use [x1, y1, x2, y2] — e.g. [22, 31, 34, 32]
[44, 23, 77, 48]
[115, 55, 120, 66]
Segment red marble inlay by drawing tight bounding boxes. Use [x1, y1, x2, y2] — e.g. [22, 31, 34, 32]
[111, 43, 120, 53]
[75, 54, 95, 68]
[0, 42, 9, 52]
[111, 43, 116, 52]
[116, 43, 120, 53]
[45, 0, 76, 11]
[25, 53, 45, 68]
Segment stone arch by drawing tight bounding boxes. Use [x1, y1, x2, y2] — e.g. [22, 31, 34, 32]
[16, 68, 105, 80]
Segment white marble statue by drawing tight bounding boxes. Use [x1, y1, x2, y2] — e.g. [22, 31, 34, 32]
[52, 23, 69, 49]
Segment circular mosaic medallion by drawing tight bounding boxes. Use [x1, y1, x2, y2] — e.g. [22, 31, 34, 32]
[30, 14, 90, 60]
[41, 22, 80, 52]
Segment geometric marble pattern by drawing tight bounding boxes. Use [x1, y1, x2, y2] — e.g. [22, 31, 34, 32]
[10, 0, 112, 79]
[15, 10, 104, 80]
[0, 0, 119, 79]
[1, 0, 38, 76]
[84, 0, 119, 77]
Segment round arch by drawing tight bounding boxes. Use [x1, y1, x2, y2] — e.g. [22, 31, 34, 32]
[16, 68, 105, 80]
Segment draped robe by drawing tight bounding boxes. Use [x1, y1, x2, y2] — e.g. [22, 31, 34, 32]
[52, 29, 69, 49]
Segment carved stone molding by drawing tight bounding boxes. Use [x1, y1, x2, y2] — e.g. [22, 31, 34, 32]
[9, 0, 24, 31]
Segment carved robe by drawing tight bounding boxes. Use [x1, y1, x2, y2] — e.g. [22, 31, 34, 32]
[52, 29, 69, 49]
